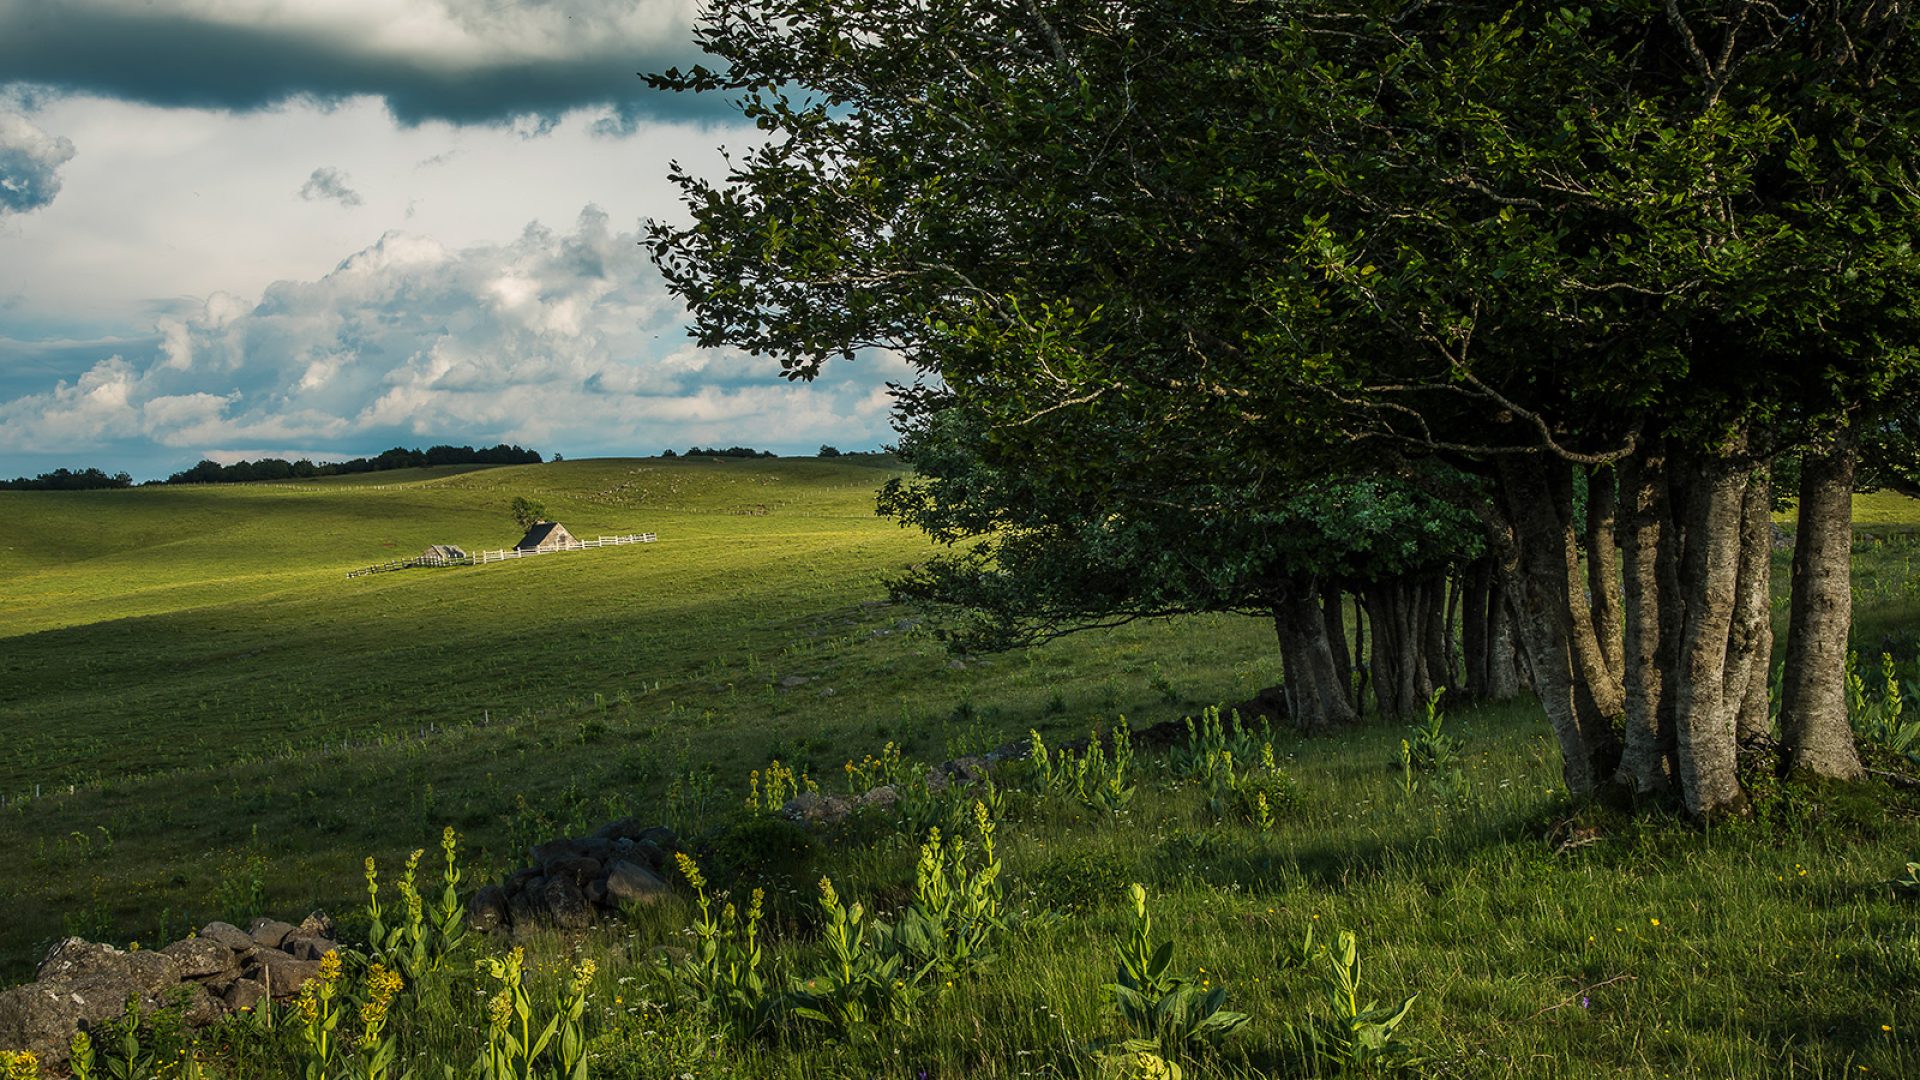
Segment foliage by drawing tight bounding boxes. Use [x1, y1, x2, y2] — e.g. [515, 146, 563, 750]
[364, 828, 469, 988]
[1285, 929, 1419, 1071]
[1028, 726, 1137, 816]
[474, 947, 594, 1080]
[788, 876, 921, 1040]
[1106, 884, 1249, 1058]
[665, 852, 775, 1035]
[1405, 689, 1461, 772]
[889, 802, 1005, 977]
[743, 759, 813, 814]
[509, 497, 549, 531]
[169, 445, 540, 485]
[1849, 651, 1920, 768]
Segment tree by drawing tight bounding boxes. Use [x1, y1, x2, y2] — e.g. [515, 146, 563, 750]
[649, 0, 1920, 816]
[510, 496, 548, 530]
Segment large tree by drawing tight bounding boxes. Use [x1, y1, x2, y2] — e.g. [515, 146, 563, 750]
[649, 0, 1920, 816]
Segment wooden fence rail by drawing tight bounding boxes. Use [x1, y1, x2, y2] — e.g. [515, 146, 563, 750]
[347, 533, 657, 578]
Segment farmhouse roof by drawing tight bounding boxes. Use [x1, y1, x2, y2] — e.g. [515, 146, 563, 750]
[515, 521, 573, 550]
[422, 544, 466, 561]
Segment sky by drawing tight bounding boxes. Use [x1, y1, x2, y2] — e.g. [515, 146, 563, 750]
[0, 0, 906, 480]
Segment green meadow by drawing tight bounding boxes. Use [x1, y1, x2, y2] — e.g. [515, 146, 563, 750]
[2, 459, 1917, 1077]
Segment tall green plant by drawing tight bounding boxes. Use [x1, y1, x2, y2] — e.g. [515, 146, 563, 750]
[1106, 884, 1248, 1058]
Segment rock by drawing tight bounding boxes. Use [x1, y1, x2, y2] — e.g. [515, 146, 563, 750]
[279, 934, 337, 962]
[0, 983, 85, 1070]
[778, 674, 811, 688]
[295, 912, 335, 938]
[507, 882, 543, 926]
[629, 839, 667, 868]
[246, 918, 295, 949]
[505, 866, 541, 892]
[161, 937, 236, 979]
[3, 939, 184, 1070]
[223, 978, 269, 1013]
[856, 785, 899, 812]
[603, 860, 671, 905]
[468, 884, 510, 933]
[784, 790, 854, 825]
[529, 839, 586, 870]
[544, 856, 603, 884]
[589, 817, 650, 842]
[168, 982, 226, 1026]
[638, 825, 677, 849]
[36, 938, 181, 998]
[585, 877, 609, 906]
[197, 922, 255, 952]
[242, 949, 321, 997]
[539, 877, 593, 929]
[577, 836, 614, 861]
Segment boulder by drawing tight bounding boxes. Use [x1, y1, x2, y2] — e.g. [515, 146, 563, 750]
[637, 825, 677, 849]
[167, 982, 226, 1026]
[584, 877, 609, 906]
[2, 939, 184, 1070]
[294, 912, 335, 938]
[506, 881, 544, 926]
[589, 816, 650, 842]
[245, 918, 295, 949]
[544, 856, 603, 884]
[279, 934, 337, 962]
[467, 884, 510, 933]
[160, 937, 236, 980]
[604, 860, 671, 905]
[529, 839, 586, 870]
[539, 877, 593, 929]
[505, 866, 541, 893]
[197, 922, 255, 952]
[242, 949, 321, 997]
[222, 978, 269, 1013]
[576, 836, 614, 861]
[784, 790, 855, 825]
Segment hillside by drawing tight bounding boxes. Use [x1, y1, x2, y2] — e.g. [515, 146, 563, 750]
[0, 458, 1284, 978]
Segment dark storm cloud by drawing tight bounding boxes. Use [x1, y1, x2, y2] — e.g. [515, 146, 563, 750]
[0, 2, 726, 126]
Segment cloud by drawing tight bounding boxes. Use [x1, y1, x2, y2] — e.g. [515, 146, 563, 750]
[0, 109, 76, 214]
[299, 166, 362, 206]
[0, 206, 903, 474]
[0, 0, 727, 127]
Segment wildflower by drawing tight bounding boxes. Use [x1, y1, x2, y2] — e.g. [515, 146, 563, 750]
[570, 958, 597, 995]
[674, 852, 706, 891]
[1650, 918, 1660, 927]
[317, 949, 343, 983]
[487, 990, 513, 1029]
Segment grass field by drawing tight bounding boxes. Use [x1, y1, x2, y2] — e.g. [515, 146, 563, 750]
[2, 460, 1918, 1077]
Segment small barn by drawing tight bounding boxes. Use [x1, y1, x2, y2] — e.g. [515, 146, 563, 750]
[420, 544, 467, 564]
[515, 521, 577, 552]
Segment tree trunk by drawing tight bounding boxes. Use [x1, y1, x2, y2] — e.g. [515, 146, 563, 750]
[1497, 457, 1621, 796]
[1488, 554, 1524, 701]
[1586, 465, 1626, 683]
[1616, 451, 1675, 797]
[1323, 586, 1353, 709]
[1728, 468, 1775, 745]
[1365, 581, 1422, 722]
[1352, 600, 1369, 717]
[1780, 433, 1864, 780]
[1669, 452, 1750, 820]
[1273, 576, 1358, 732]
[1462, 558, 1493, 701]
[1552, 463, 1627, 729]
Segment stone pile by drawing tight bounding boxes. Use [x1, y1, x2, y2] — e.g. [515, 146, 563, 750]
[466, 819, 679, 933]
[0, 913, 339, 1071]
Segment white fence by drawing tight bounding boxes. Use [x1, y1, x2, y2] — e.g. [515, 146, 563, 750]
[346, 533, 657, 578]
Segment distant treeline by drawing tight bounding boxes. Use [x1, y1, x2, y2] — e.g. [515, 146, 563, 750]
[0, 467, 136, 491]
[167, 444, 543, 484]
[663, 446, 778, 459]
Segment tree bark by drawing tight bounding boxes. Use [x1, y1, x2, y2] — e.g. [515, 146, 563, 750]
[1497, 456, 1621, 796]
[1365, 580, 1421, 722]
[1462, 558, 1493, 701]
[1616, 451, 1675, 797]
[1669, 453, 1750, 820]
[1586, 465, 1626, 683]
[1322, 586, 1353, 709]
[1274, 576, 1358, 732]
[1780, 433, 1865, 780]
[1728, 468, 1775, 745]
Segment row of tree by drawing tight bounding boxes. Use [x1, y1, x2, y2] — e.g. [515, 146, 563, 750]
[165, 445, 543, 484]
[0, 467, 135, 491]
[648, 0, 1920, 818]
[661, 446, 780, 459]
